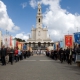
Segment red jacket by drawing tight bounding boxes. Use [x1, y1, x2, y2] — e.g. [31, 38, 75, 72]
[14, 50, 18, 56]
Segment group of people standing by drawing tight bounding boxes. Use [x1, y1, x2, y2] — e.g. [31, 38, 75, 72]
[46, 44, 80, 65]
[0, 46, 31, 66]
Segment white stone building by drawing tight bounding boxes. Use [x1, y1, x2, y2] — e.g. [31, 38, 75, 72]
[26, 3, 53, 50]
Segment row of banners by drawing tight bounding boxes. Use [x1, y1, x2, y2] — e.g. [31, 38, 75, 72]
[53, 32, 80, 50]
[2, 35, 27, 50]
[2, 32, 80, 50]
[2, 35, 13, 47]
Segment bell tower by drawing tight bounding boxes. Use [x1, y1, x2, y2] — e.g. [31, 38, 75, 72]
[36, 3, 43, 28]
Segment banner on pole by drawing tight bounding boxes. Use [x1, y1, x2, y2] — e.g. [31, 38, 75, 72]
[65, 35, 73, 48]
[74, 32, 80, 44]
[54, 43, 56, 50]
[60, 41, 63, 48]
[23, 44, 27, 50]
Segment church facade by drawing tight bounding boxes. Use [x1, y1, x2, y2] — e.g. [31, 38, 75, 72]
[26, 3, 53, 50]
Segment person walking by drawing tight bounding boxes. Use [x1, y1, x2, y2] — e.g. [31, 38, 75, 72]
[1, 46, 7, 65]
[68, 48, 72, 65]
[14, 47, 18, 62]
[66, 47, 70, 63]
[59, 48, 64, 63]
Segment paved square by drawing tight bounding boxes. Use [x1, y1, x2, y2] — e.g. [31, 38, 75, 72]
[0, 55, 80, 80]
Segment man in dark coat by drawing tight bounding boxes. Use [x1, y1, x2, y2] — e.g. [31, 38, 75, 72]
[76, 44, 80, 55]
[59, 48, 64, 63]
[1, 46, 7, 65]
[9, 47, 14, 65]
[66, 47, 70, 63]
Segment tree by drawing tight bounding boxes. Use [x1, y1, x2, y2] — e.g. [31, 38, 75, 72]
[14, 38, 26, 42]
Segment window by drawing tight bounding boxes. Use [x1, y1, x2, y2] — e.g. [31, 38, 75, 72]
[33, 42, 35, 47]
[39, 13, 40, 15]
[29, 42, 31, 47]
[39, 9, 40, 12]
[38, 42, 41, 47]
[48, 42, 50, 46]
[39, 18, 40, 23]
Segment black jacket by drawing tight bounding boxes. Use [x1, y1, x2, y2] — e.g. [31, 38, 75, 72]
[1, 48, 7, 57]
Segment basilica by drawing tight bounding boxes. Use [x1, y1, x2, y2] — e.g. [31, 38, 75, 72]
[26, 3, 53, 50]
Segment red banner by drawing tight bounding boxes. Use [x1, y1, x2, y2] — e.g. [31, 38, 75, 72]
[65, 35, 73, 47]
[10, 36, 12, 46]
[16, 41, 18, 48]
[16, 41, 23, 50]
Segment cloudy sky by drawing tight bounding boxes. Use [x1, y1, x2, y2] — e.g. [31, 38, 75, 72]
[0, 0, 80, 42]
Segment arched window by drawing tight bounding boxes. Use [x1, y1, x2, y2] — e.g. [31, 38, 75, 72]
[44, 42, 46, 47]
[39, 18, 40, 23]
[48, 42, 50, 46]
[39, 9, 40, 12]
[29, 42, 31, 47]
[38, 42, 41, 47]
[33, 42, 35, 47]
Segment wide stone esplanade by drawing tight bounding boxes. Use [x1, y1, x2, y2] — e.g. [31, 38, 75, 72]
[27, 3, 53, 50]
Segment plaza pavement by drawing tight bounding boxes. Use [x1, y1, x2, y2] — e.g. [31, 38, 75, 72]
[0, 54, 80, 80]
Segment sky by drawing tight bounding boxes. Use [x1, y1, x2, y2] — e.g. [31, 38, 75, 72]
[0, 0, 80, 42]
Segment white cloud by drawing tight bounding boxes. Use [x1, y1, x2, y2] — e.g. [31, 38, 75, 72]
[21, 2, 27, 9]
[0, 1, 20, 32]
[15, 32, 29, 41]
[29, 0, 37, 9]
[30, 0, 80, 41]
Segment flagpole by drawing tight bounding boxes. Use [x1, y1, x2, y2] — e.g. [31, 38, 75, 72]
[76, 27, 78, 47]
[68, 31, 69, 35]
[77, 27, 78, 32]
[6, 30, 7, 47]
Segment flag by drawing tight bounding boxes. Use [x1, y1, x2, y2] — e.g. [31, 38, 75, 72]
[65, 35, 73, 47]
[23, 44, 27, 50]
[58, 42, 60, 48]
[18, 43, 22, 50]
[56, 42, 60, 50]
[16, 41, 18, 47]
[0, 31, 1, 48]
[14, 39, 16, 47]
[60, 41, 63, 48]
[2, 35, 5, 45]
[7, 35, 10, 47]
[74, 32, 80, 44]
[12, 39, 14, 48]
[2, 35, 8, 47]
[10, 36, 12, 46]
[54, 43, 56, 50]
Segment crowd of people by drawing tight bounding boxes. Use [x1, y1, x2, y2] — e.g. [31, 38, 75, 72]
[1, 44, 80, 66]
[0, 46, 32, 66]
[46, 44, 80, 65]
